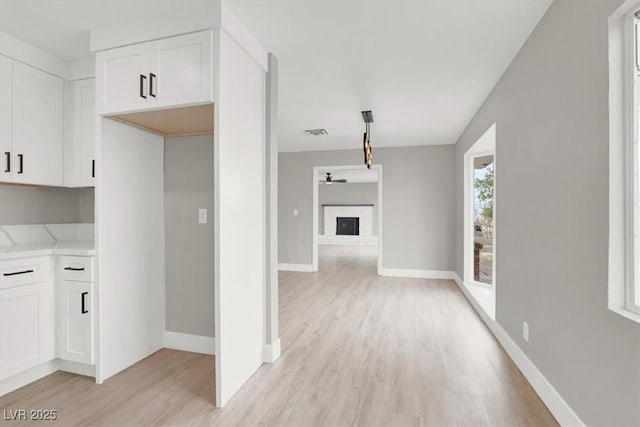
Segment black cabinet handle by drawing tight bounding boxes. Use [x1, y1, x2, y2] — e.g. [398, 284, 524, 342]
[139, 74, 147, 99]
[81, 292, 88, 314]
[92, 159, 95, 178]
[4, 152, 9, 173]
[149, 73, 156, 97]
[64, 266, 85, 271]
[17, 154, 23, 174]
[3, 269, 34, 277]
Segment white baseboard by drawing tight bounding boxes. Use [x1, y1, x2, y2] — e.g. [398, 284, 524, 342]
[163, 331, 215, 355]
[58, 359, 96, 377]
[278, 263, 314, 272]
[262, 338, 281, 363]
[380, 268, 455, 280]
[0, 360, 59, 397]
[451, 273, 584, 427]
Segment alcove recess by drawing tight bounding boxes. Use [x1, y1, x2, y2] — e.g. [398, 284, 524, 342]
[108, 103, 214, 137]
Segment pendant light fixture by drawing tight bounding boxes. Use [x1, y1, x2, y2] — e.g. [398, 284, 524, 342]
[361, 110, 373, 169]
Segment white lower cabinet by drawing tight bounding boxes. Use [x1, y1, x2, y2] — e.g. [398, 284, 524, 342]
[57, 256, 95, 365]
[58, 281, 94, 364]
[0, 257, 55, 381]
[0, 252, 96, 391]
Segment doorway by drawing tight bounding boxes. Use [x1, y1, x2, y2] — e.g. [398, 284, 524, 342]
[312, 165, 383, 274]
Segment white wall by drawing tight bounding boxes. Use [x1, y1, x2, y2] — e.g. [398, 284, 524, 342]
[215, 30, 266, 406]
[97, 119, 165, 382]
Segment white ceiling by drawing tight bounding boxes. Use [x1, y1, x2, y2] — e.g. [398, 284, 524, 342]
[0, 0, 552, 154]
[0, 0, 210, 60]
[227, 0, 552, 152]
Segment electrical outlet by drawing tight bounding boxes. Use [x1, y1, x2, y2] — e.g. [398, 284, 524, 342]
[198, 208, 208, 224]
[293, 209, 299, 217]
[522, 321, 530, 342]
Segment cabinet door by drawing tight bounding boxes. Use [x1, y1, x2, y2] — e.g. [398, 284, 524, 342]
[12, 62, 63, 186]
[0, 282, 55, 380]
[150, 31, 213, 109]
[58, 281, 94, 364]
[0, 55, 12, 183]
[96, 43, 150, 115]
[65, 78, 95, 187]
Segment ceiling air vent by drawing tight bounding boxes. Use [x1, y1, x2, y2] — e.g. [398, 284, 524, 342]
[304, 128, 328, 136]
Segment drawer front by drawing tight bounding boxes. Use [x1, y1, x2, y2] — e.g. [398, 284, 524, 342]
[60, 256, 94, 282]
[0, 257, 49, 289]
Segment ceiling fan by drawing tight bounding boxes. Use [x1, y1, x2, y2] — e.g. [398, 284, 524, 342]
[323, 172, 347, 184]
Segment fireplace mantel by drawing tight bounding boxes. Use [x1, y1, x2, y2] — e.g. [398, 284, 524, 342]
[321, 204, 374, 207]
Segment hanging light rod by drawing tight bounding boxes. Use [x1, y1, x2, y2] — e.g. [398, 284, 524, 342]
[361, 110, 373, 169]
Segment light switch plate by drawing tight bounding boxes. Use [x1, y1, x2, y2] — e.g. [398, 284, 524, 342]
[199, 208, 208, 224]
[293, 209, 299, 217]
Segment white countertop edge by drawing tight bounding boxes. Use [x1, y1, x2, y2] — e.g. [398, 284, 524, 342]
[0, 241, 96, 260]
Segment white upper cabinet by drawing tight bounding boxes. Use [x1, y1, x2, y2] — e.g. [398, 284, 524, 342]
[10, 62, 64, 186]
[96, 31, 213, 115]
[0, 56, 12, 182]
[96, 43, 149, 116]
[65, 78, 96, 187]
[150, 31, 212, 109]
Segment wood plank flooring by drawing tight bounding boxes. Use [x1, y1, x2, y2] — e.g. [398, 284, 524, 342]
[0, 245, 558, 426]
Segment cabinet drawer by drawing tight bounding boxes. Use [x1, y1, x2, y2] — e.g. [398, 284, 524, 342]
[60, 256, 94, 282]
[0, 257, 49, 289]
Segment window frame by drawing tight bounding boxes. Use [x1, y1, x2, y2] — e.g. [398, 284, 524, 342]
[609, 1, 640, 323]
[624, 10, 640, 314]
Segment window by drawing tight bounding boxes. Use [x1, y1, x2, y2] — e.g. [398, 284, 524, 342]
[608, 2, 640, 322]
[463, 123, 496, 319]
[473, 156, 494, 285]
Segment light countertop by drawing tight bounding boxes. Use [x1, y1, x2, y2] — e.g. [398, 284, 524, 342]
[0, 240, 95, 260]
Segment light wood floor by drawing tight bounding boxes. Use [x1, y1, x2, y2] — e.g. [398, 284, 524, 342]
[0, 245, 558, 426]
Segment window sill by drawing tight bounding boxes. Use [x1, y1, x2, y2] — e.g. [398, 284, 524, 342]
[609, 305, 640, 325]
[463, 281, 496, 321]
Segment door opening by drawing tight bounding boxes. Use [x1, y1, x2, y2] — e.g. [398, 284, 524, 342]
[312, 165, 382, 274]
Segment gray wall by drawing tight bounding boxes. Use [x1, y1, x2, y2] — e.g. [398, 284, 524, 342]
[164, 134, 214, 337]
[318, 182, 378, 235]
[0, 184, 94, 225]
[279, 145, 455, 270]
[453, 0, 640, 424]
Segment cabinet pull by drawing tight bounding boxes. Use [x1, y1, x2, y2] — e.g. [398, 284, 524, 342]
[64, 266, 85, 271]
[3, 269, 34, 277]
[92, 159, 95, 178]
[81, 292, 88, 314]
[17, 154, 23, 174]
[149, 73, 156, 97]
[4, 152, 9, 173]
[139, 74, 147, 99]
